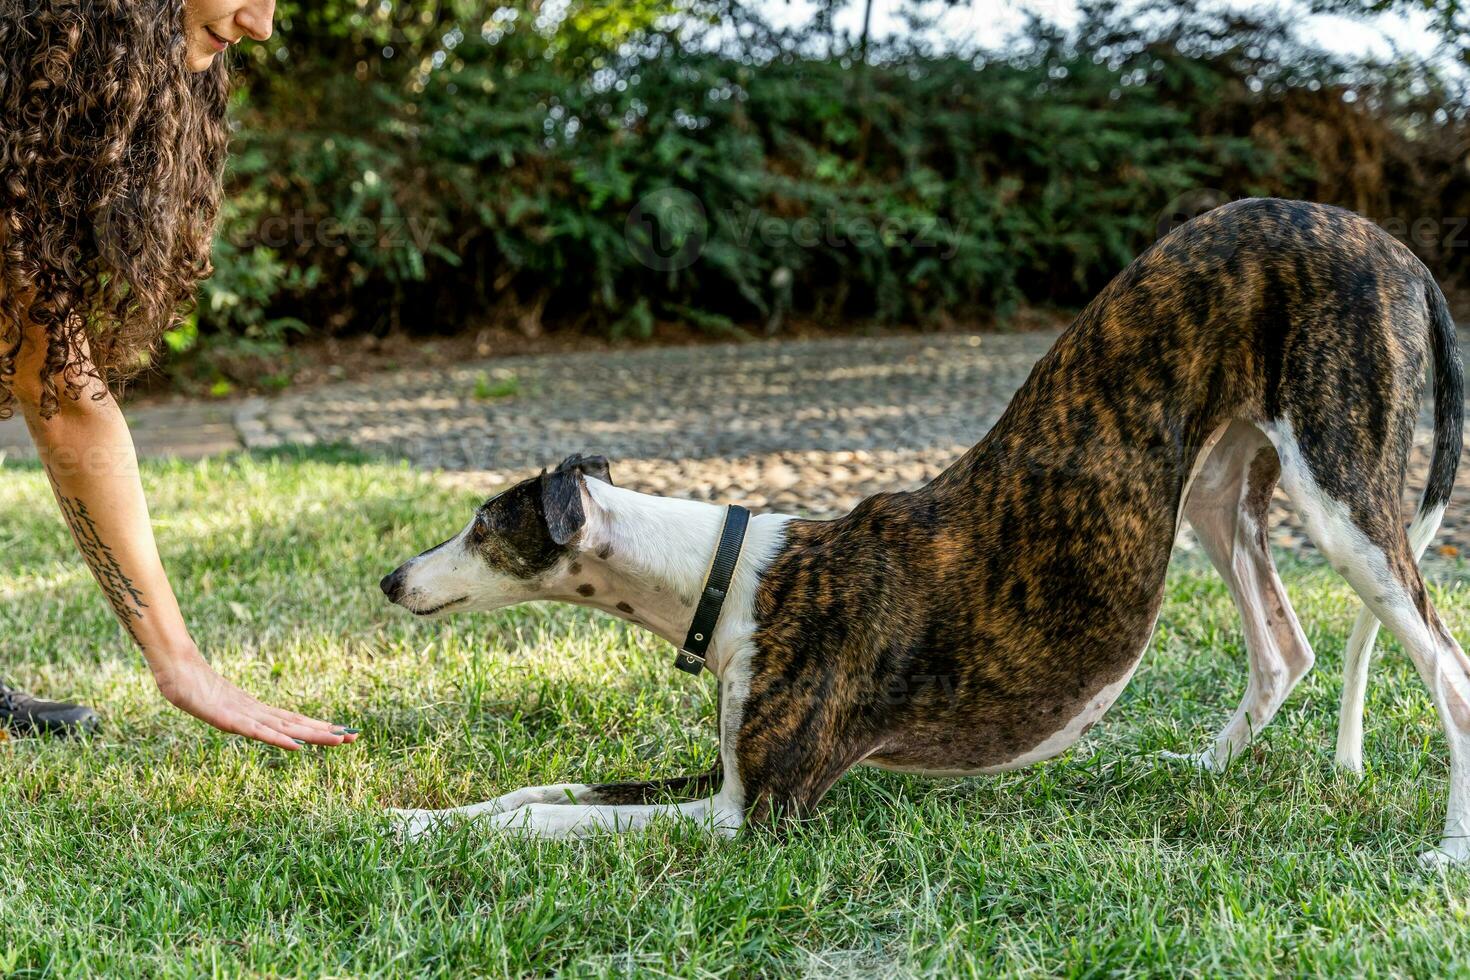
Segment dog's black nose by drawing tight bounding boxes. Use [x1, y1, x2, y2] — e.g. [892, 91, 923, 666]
[380, 568, 406, 603]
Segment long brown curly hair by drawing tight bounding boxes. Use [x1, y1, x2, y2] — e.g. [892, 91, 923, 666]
[0, 0, 230, 419]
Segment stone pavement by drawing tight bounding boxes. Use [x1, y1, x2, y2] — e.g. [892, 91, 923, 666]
[3, 331, 1468, 558]
[235, 333, 1047, 517]
[0, 399, 240, 463]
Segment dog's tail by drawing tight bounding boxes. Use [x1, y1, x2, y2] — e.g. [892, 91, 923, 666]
[1405, 274, 1464, 555]
[1422, 275, 1464, 525]
[1336, 273, 1462, 768]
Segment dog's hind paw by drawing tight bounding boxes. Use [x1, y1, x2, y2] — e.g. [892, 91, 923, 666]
[1158, 748, 1229, 773]
[1420, 842, 1470, 869]
[386, 807, 449, 842]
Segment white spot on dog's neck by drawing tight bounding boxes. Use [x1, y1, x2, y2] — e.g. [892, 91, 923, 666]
[554, 480, 792, 676]
[549, 481, 724, 648]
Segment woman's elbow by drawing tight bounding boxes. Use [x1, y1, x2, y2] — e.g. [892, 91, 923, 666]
[4, 369, 111, 421]
[5, 315, 114, 419]
[4, 369, 47, 415]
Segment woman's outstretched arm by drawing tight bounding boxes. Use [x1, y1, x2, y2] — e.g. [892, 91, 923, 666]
[9, 321, 356, 751]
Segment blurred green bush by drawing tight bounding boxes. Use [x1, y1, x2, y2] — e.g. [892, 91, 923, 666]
[176, 0, 1470, 382]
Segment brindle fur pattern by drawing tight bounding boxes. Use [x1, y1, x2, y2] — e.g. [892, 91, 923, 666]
[738, 198, 1458, 819]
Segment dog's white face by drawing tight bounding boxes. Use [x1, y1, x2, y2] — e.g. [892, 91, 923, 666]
[380, 454, 610, 618]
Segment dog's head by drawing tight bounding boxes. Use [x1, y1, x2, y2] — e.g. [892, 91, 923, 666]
[380, 453, 613, 617]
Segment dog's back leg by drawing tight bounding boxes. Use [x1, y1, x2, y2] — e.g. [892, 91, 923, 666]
[1166, 421, 1316, 770]
[1290, 275, 1461, 783]
[1273, 422, 1470, 863]
[1336, 505, 1446, 773]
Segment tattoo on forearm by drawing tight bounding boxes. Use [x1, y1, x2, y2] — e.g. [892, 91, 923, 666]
[52, 490, 149, 644]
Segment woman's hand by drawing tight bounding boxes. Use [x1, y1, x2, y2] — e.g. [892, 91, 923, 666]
[152, 649, 357, 750]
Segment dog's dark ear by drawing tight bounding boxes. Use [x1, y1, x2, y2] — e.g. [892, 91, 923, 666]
[555, 453, 614, 486]
[540, 467, 586, 546]
[541, 454, 613, 546]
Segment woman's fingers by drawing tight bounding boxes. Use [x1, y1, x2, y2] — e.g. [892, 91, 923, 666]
[208, 698, 303, 750]
[282, 709, 351, 737]
[155, 655, 360, 750]
[204, 689, 338, 749]
[282, 711, 336, 732]
[236, 714, 304, 751]
[263, 706, 359, 744]
[267, 715, 346, 746]
[233, 709, 328, 750]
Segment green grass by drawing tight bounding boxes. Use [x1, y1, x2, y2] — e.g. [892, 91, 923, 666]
[5, 453, 1470, 976]
[472, 371, 521, 402]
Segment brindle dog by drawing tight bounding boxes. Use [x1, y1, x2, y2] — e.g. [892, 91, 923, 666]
[382, 199, 1470, 864]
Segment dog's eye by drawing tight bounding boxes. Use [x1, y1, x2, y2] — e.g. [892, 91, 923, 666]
[470, 514, 489, 542]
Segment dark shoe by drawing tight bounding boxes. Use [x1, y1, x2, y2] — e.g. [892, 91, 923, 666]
[0, 681, 100, 737]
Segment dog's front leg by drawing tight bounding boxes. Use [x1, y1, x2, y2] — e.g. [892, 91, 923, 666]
[391, 764, 735, 846]
[482, 789, 744, 839]
[389, 767, 727, 840]
[474, 652, 862, 838]
[480, 669, 758, 840]
[388, 783, 597, 841]
[390, 662, 755, 842]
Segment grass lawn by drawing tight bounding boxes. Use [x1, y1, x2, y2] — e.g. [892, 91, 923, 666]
[5, 451, 1470, 976]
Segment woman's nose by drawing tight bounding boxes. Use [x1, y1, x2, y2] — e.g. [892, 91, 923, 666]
[236, 0, 276, 42]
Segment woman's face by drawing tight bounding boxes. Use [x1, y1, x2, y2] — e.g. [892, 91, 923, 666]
[183, 0, 276, 72]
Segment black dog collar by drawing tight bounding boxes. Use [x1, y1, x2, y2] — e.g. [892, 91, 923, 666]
[676, 505, 750, 675]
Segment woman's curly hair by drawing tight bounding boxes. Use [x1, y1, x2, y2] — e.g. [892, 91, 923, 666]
[0, 0, 230, 419]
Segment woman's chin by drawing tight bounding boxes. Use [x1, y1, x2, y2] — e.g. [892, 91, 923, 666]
[186, 50, 218, 73]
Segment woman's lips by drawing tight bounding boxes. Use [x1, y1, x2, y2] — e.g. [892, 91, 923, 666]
[205, 27, 231, 52]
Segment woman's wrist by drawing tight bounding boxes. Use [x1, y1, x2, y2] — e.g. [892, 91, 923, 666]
[145, 643, 225, 712]
[142, 637, 206, 678]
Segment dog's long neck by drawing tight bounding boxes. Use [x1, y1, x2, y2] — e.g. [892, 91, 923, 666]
[551, 481, 787, 673]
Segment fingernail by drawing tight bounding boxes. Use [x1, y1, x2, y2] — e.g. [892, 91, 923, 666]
[340, 728, 361, 735]
[293, 739, 306, 746]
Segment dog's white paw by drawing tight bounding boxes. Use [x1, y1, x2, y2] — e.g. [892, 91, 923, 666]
[1419, 841, 1470, 869]
[491, 783, 590, 812]
[386, 807, 450, 842]
[1159, 748, 1229, 773]
[385, 785, 590, 842]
